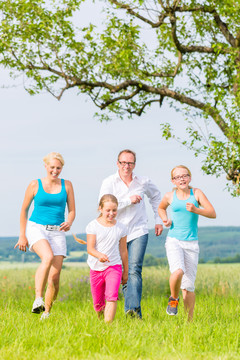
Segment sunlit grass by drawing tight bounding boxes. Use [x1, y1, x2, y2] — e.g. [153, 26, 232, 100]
[0, 264, 239, 359]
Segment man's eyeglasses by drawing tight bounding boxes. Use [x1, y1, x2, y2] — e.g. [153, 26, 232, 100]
[172, 174, 190, 181]
[118, 161, 135, 167]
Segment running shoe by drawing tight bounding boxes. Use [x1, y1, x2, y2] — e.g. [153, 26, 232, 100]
[40, 312, 50, 320]
[32, 297, 45, 314]
[166, 296, 179, 316]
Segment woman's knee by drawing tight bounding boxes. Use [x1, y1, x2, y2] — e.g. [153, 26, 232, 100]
[42, 253, 54, 267]
[50, 270, 60, 282]
[48, 274, 60, 289]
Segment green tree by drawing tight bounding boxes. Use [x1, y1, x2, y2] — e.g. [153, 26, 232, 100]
[0, 0, 239, 194]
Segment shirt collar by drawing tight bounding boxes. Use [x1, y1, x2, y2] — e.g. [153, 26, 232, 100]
[115, 171, 137, 181]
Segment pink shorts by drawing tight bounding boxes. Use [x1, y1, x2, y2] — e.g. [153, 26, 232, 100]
[90, 264, 122, 312]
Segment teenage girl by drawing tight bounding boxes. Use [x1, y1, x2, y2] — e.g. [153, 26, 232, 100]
[158, 165, 216, 320]
[86, 194, 128, 323]
[15, 152, 75, 320]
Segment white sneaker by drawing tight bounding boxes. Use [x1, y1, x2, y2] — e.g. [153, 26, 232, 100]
[40, 312, 50, 320]
[32, 297, 45, 314]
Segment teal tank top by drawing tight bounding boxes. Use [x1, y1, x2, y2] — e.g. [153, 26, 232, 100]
[29, 179, 67, 225]
[168, 189, 199, 241]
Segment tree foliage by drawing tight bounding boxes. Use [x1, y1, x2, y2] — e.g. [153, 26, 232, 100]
[0, 0, 240, 195]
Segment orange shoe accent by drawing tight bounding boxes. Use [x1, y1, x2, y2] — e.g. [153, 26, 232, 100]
[168, 299, 179, 308]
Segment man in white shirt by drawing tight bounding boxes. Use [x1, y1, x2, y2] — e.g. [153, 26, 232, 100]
[99, 149, 163, 318]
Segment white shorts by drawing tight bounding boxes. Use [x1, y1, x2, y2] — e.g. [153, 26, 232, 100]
[26, 221, 67, 257]
[165, 236, 199, 292]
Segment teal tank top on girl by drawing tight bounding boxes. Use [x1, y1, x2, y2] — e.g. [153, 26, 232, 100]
[168, 188, 199, 241]
[29, 179, 67, 225]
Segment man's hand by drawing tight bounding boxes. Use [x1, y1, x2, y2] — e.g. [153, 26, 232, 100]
[155, 224, 163, 236]
[121, 271, 128, 285]
[130, 195, 142, 204]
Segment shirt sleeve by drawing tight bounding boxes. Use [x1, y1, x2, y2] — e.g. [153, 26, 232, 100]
[144, 179, 163, 225]
[120, 223, 128, 238]
[117, 197, 132, 210]
[98, 177, 113, 201]
[86, 221, 96, 235]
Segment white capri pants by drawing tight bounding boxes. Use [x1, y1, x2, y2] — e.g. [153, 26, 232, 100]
[165, 236, 199, 292]
[26, 221, 67, 257]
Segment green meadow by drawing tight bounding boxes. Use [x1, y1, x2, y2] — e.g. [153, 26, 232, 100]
[0, 263, 239, 360]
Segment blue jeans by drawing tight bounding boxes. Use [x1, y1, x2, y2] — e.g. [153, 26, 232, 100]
[122, 233, 148, 318]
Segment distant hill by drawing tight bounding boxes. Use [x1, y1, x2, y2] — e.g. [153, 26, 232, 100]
[145, 226, 240, 261]
[1, 227, 240, 262]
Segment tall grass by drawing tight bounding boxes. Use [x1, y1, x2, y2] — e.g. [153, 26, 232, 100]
[0, 264, 239, 359]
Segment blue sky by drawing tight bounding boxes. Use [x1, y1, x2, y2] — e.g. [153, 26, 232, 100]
[1, 68, 239, 237]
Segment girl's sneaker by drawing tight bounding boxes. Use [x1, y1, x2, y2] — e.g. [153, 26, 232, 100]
[166, 296, 179, 315]
[40, 312, 50, 320]
[32, 297, 45, 314]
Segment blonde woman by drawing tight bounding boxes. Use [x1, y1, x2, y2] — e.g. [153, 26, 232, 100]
[15, 152, 75, 320]
[158, 165, 216, 320]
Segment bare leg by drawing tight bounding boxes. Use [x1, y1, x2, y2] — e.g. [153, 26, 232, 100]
[32, 240, 54, 298]
[169, 268, 184, 299]
[44, 255, 64, 313]
[182, 289, 195, 321]
[104, 301, 117, 323]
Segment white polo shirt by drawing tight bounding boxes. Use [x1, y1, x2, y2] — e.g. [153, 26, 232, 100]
[99, 172, 162, 242]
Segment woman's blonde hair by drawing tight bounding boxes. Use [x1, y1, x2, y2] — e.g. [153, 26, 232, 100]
[98, 194, 118, 217]
[43, 152, 65, 166]
[171, 165, 192, 180]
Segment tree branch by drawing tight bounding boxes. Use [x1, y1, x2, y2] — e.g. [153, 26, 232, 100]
[99, 89, 140, 109]
[143, 51, 182, 78]
[236, 31, 240, 47]
[25, 57, 232, 140]
[109, 0, 167, 27]
[108, 2, 234, 55]
[169, 12, 215, 54]
[127, 98, 163, 116]
[162, 3, 237, 49]
[212, 12, 236, 47]
[78, 77, 231, 140]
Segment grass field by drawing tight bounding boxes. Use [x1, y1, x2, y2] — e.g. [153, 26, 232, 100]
[0, 263, 239, 360]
